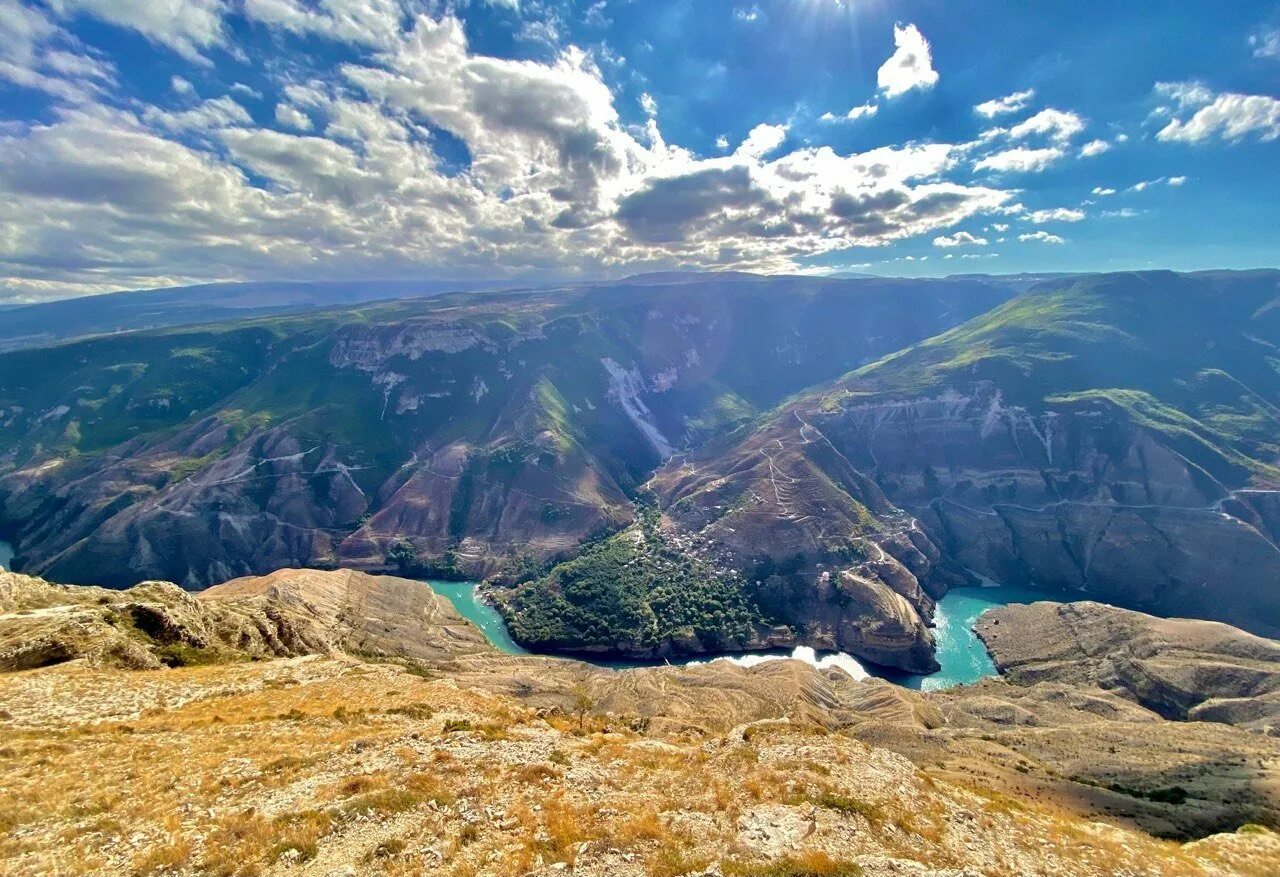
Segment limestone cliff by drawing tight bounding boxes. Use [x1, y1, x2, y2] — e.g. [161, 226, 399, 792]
[975, 600, 1280, 731]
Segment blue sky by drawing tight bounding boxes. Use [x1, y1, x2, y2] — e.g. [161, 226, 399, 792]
[0, 0, 1278, 300]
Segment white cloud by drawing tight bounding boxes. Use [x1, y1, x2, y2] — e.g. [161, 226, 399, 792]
[734, 5, 763, 23]
[822, 101, 878, 123]
[171, 75, 196, 96]
[275, 102, 313, 131]
[1250, 27, 1280, 60]
[735, 122, 787, 158]
[0, 1, 114, 103]
[877, 23, 938, 98]
[241, 0, 406, 50]
[933, 231, 988, 247]
[714, 134, 729, 151]
[974, 146, 1064, 173]
[974, 89, 1034, 118]
[0, 11, 1020, 300]
[45, 0, 227, 62]
[1155, 83, 1280, 143]
[142, 96, 251, 132]
[1102, 208, 1140, 218]
[1006, 108, 1086, 143]
[1091, 186, 1116, 196]
[1019, 230, 1065, 244]
[1025, 207, 1084, 223]
[1129, 176, 1186, 192]
[1079, 139, 1110, 157]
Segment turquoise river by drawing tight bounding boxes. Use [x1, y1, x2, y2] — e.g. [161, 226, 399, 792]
[0, 535, 1047, 691]
[422, 577, 1056, 691]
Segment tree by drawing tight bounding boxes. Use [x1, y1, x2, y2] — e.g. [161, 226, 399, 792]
[570, 683, 595, 731]
[387, 538, 419, 574]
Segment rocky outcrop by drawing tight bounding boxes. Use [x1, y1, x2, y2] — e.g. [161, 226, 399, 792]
[0, 568, 490, 672]
[649, 414, 950, 672]
[975, 601, 1280, 730]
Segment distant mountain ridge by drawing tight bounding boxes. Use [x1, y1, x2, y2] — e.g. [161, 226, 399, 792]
[5, 268, 1280, 672]
[0, 278, 522, 352]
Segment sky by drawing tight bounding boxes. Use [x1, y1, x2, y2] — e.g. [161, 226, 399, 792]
[0, 0, 1278, 302]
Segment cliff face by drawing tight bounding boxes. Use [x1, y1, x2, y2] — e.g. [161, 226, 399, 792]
[975, 600, 1280, 731]
[817, 386, 1280, 637]
[0, 276, 1010, 590]
[647, 413, 948, 672]
[649, 271, 1280, 656]
[0, 568, 490, 672]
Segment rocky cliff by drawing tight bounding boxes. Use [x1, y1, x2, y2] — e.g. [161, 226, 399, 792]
[649, 270, 1280, 658]
[0, 275, 1011, 591]
[0, 568, 489, 672]
[976, 600, 1280, 731]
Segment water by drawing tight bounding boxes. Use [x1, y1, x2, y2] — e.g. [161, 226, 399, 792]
[422, 578, 1056, 689]
[887, 582, 1056, 690]
[423, 579, 529, 655]
[0, 540, 12, 572]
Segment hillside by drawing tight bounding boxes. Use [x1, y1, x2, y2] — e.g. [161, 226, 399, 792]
[1, 567, 1278, 876]
[649, 270, 1280, 650]
[0, 279, 516, 353]
[976, 601, 1280, 730]
[0, 274, 1011, 593]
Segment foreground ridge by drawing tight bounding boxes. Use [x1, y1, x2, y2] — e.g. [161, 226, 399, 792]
[1, 567, 1278, 876]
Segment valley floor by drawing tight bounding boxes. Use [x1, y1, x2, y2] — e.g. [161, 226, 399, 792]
[2, 654, 1278, 877]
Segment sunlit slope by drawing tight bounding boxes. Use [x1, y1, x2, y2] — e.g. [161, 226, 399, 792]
[652, 270, 1280, 638]
[0, 275, 1010, 588]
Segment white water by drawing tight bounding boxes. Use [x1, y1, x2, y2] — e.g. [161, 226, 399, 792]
[685, 645, 871, 681]
[0, 540, 12, 571]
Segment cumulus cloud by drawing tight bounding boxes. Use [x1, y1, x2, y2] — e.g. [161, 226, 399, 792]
[0, 11, 1021, 299]
[275, 102, 313, 131]
[735, 123, 787, 158]
[1006, 108, 1086, 143]
[45, 0, 227, 62]
[241, 0, 407, 50]
[0, 0, 114, 103]
[933, 231, 988, 247]
[1155, 81, 1280, 143]
[974, 146, 1064, 173]
[1025, 207, 1084, 223]
[974, 89, 1034, 118]
[1019, 230, 1065, 244]
[142, 95, 251, 132]
[877, 23, 938, 98]
[1091, 186, 1116, 196]
[1079, 139, 1110, 157]
[821, 102, 877, 123]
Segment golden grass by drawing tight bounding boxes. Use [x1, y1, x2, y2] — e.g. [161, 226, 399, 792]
[0, 658, 1269, 877]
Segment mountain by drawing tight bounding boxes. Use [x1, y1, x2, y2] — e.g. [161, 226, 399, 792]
[0, 278, 519, 352]
[3, 566, 1278, 875]
[0, 274, 1012, 613]
[8, 268, 1280, 675]
[647, 269, 1280, 664]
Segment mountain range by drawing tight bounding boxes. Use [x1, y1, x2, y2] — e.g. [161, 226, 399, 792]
[3, 269, 1279, 673]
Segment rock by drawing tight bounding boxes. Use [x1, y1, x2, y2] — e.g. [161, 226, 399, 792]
[0, 567, 491, 671]
[975, 601, 1280, 729]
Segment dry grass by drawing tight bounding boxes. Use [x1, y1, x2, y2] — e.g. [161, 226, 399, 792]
[0, 657, 1273, 877]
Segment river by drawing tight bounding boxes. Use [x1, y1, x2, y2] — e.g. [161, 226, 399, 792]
[421, 577, 1056, 690]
